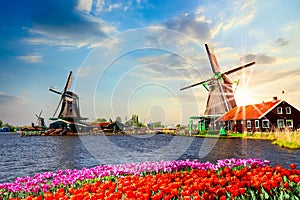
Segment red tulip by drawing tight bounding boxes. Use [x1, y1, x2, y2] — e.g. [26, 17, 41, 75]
[290, 163, 296, 169]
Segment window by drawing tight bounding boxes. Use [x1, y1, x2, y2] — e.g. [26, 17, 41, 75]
[286, 107, 291, 114]
[247, 120, 251, 128]
[286, 120, 293, 128]
[255, 120, 259, 128]
[277, 119, 285, 128]
[277, 107, 283, 114]
[262, 120, 269, 128]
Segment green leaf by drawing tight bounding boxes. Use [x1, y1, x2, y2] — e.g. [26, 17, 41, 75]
[250, 190, 257, 200]
[284, 192, 290, 199]
[262, 188, 270, 199]
[279, 191, 284, 200]
[260, 193, 264, 200]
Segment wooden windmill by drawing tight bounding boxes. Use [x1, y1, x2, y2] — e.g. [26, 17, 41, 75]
[181, 44, 255, 116]
[49, 71, 84, 122]
[35, 110, 46, 128]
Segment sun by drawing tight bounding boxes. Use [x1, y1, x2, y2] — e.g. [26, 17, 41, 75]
[234, 87, 255, 106]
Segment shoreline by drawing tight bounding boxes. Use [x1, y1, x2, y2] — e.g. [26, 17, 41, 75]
[9, 130, 300, 150]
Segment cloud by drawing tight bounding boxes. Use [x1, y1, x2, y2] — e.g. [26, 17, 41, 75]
[275, 38, 289, 46]
[211, 0, 256, 33]
[25, 1, 117, 48]
[237, 69, 300, 94]
[17, 53, 43, 63]
[135, 53, 207, 81]
[162, 12, 211, 41]
[106, 3, 122, 12]
[76, 0, 93, 13]
[0, 91, 28, 104]
[240, 53, 276, 64]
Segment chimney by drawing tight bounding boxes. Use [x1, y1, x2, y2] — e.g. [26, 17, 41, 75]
[273, 96, 278, 101]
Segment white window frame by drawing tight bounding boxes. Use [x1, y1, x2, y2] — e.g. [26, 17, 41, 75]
[277, 119, 285, 128]
[255, 120, 259, 128]
[277, 107, 283, 114]
[286, 107, 291, 114]
[286, 119, 293, 128]
[247, 120, 251, 128]
[262, 119, 269, 128]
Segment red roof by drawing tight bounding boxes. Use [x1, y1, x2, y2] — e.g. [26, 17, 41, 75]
[217, 99, 281, 121]
[92, 122, 111, 127]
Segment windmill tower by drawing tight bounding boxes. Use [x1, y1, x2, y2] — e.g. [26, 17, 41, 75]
[181, 44, 255, 127]
[35, 110, 46, 128]
[49, 71, 84, 122]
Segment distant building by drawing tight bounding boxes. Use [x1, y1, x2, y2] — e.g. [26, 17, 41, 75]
[216, 97, 300, 133]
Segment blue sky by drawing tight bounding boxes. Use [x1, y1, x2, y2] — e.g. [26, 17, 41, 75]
[1, 0, 300, 126]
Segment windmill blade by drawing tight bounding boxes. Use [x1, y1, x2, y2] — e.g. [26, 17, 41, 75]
[233, 79, 240, 94]
[180, 77, 214, 91]
[49, 88, 62, 95]
[53, 98, 63, 117]
[205, 44, 221, 74]
[38, 110, 42, 118]
[223, 61, 255, 75]
[64, 71, 73, 92]
[35, 115, 39, 124]
[215, 77, 230, 112]
[221, 74, 233, 85]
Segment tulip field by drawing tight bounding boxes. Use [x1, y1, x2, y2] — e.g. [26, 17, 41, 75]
[0, 158, 299, 199]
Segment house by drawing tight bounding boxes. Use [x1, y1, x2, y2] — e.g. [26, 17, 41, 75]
[216, 97, 300, 133]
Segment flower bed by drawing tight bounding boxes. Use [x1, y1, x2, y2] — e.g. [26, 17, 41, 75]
[0, 158, 299, 199]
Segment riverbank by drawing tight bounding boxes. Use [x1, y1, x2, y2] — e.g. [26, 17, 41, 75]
[14, 129, 300, 150]
[192, 130, 300, 149]
[244, 131, 300, 149]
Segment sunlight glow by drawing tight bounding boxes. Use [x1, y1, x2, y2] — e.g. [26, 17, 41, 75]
[234, 87, 255, 106]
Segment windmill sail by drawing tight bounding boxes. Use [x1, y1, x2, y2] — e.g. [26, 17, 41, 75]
[204, 44, 230, 115]
[205, 44, 221, 73]
[181, 44, 256, 117]
[57, 92, 81, 119]
[64, 71, 73, 92]
[49, 71, 84, 122]
[203, 76, 237, 115]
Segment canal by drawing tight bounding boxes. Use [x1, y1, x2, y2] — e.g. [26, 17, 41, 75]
[0, 133, 299, 183]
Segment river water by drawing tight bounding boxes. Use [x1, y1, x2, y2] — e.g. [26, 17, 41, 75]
[0, 132, 299, 183]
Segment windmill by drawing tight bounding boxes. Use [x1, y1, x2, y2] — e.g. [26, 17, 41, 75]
[35, 110, 46, 128]
[49, 71, 83, 122]
[181, 44, 255, 116]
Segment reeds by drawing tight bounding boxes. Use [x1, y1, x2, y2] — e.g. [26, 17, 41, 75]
[246, 130, 300, 149]
[272, 130, 300, 149]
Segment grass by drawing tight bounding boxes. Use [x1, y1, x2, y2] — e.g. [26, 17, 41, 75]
[245, 131, 300, 149]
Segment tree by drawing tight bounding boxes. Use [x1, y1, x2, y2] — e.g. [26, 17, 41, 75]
[95, 118, 107, 122]
[115, 116, 122, 123]
[152, 121, 163, 128]
[0, 119, 2, 127]
[125, 120, 133, 127]
[131, 114, 139, 123]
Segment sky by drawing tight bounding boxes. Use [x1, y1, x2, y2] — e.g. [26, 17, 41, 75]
[0, 0, 300, 126]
